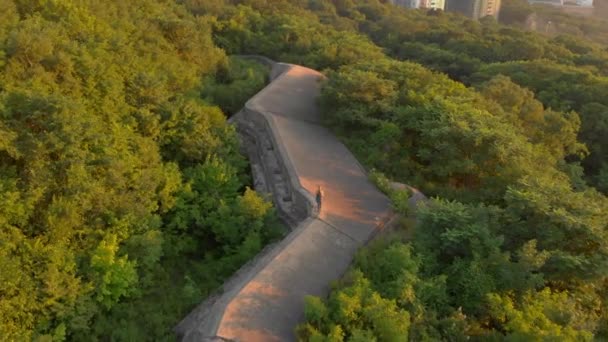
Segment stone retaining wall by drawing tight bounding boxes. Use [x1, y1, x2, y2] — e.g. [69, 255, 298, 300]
[234, 105, 313, 228]
[226, 58, 316, 227]
[175, 61, 315, 340]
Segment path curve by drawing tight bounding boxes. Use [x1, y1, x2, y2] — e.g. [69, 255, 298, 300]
[176, 61, 396, 341]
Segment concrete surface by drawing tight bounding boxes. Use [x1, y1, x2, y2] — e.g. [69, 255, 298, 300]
[176, 62, 392, 342]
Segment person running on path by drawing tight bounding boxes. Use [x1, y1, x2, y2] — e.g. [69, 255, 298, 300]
[316, 185, 325, 211]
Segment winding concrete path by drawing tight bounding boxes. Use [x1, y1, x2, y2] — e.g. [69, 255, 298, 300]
[176, 63, 392, 341]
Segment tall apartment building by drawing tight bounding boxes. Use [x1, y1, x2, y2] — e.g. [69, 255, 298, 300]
[445, 0, 502, 19]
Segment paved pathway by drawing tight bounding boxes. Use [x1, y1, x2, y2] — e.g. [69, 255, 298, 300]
[178, 63, 392, 341]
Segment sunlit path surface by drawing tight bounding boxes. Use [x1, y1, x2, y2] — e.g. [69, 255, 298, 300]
[177, 63, 391, 342]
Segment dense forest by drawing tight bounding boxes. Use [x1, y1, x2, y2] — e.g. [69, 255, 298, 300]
[260, 1, 607, 340]
[0, 0, 280, 340]
[2, 0, 608, 340]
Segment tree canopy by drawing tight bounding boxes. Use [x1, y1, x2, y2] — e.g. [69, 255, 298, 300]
[192, 1, 608, 340]
[2, 0, 608, 340]
[0, 0, 278, 340]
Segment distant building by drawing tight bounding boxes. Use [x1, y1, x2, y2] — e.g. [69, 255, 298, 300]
[389, 0, 445, 10]
[528, 0, 565, 5]
[445, 0, 502, 19]
[389, 0, 420, 9]
[425, 0, 446, 10]
[528, 0, 593, 7]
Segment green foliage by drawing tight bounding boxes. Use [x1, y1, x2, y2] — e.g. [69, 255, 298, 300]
[486, 289, 595, 340]
[369, 170, 411, 215]
[298, 270, 411, 342]
[2, 0, 608, 340]
[369, 169, 392, 195]
[530, 5, 608, 46]
[90, 234, 138, 309]
[202, 56, 269, 115]
[503, 175, 608, 283]
[284, 0, 608, 191]
[321, 59, 562, 203]
[300, 238, 470, 341]
[0, 0, 283, 339]
[259, 1, 608, 339]
[390, 188, 411, 216]
[210, 4, 384, 70]
[472, 61, 608, 187]
[499, 0, 533, 25]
